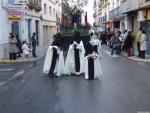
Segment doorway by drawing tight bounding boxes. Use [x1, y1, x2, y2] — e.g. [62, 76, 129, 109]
[28, 19, 32, 47]
[35, 20, 39, 46]
[11, 21, 20, 38]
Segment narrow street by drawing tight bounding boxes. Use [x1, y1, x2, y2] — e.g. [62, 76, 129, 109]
[0, 48, 150, 113]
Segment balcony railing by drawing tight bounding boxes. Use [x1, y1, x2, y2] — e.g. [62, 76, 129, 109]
[109, 7, 121, 20]
[27, 0, 42, 12]
[140, 0, 150, 8]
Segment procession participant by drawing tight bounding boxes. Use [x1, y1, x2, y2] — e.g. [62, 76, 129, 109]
[43, 33, 64, 77]
[84, 39, 102, 80]
[64, 31, 85, 75]
[91, 33, 101, 54]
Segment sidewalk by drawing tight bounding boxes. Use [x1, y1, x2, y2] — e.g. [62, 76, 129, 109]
[0, 47, 47, 64]
[122, 51, 150, 63]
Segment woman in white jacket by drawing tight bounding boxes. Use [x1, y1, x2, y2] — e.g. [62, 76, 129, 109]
[140, 31, 147, 59]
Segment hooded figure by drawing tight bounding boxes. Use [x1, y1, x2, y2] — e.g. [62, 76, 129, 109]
[91, 33, 101, 54]
[64, 31, 85, 75]
[43, 33, 64, 77]
[84, 39, 102, 80]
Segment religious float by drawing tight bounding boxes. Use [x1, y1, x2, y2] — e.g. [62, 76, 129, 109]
[61, 4, 91, 51]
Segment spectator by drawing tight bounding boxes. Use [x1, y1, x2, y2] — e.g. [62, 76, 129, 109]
[135, 29, 142, 57]
[22, 41, 30, 59]
[124, 31, 133, 57]
[16, 34, 22, 58]
[111, 32, 122, 55]
[31, 32, 37, 57]
[9, 33, 18, 60]
[101, 32, 107, 45]
[122, 30, 128, 51]
[140, 31, 147, 59]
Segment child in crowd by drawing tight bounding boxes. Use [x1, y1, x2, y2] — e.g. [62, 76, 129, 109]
[22, 41, 30, 59]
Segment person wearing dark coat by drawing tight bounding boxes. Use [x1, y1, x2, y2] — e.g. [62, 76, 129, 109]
[124, 31, 133, 57]
[31, 32, 37, 57]
[9, 33, 18, 60]
[16, 34, 22, 57]
[101, 32, 107, 45]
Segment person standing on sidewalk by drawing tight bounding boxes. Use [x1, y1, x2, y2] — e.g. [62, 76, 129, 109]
[22, 41, 30, 60]
[124, 31, 133, 57]
[16, 34, 22, 58]
[122, 30, 128, 51]
[140, 31, 147, 59]
[31, 32, 37, 57]
[9, 33, 18, 60]
[135, 29, 142, 57]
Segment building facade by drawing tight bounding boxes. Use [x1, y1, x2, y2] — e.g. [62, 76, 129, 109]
[121, 0, 140, 33]
[40, 0, 62, 47]
[94, 0, 150, 54]
[0, 0, 62, 60]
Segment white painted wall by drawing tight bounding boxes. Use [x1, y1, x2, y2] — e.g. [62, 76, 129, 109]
[121, 0, 139, 13]
[0, 0, 12, 59]
[40, 0, 61, 47]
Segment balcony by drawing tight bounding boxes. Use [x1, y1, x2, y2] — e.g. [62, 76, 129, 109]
[34, 1, 42, 12]
[27, 0, 36, 10]
[109, 7, 122, 20]
[27, 0, 42, 12]
[140, 0, 150, 8]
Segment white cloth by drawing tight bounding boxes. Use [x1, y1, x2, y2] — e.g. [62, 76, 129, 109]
[84, 55, 102, 80]
[140, 34, 147, 51]
[90, 39, 101, 54]
[22, 44, 30, 55]
[64, 41, 85, 74]
[43, 46, 64, 76]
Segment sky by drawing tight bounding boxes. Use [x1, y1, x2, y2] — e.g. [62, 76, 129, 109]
[83, 0, 94, 25]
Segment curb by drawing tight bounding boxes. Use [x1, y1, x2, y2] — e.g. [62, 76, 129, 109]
[0, 55, 45, 64]
[122, 54, 150, 63]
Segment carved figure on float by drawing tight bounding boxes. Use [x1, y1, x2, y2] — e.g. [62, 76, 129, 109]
[71, 5, 81, 28]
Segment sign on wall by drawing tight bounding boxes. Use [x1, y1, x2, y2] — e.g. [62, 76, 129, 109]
[7, 5, 23, 21]
[8, 0, 25, 4]
[137, 10, 146, 21]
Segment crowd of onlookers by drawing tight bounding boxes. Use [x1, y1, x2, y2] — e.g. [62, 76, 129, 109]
[94, 28, 147, 59]
[8, 32, 37, 60]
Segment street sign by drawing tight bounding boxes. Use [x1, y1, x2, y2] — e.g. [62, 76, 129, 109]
[8, 0, 25, 5]
[7, 4, 23, 21]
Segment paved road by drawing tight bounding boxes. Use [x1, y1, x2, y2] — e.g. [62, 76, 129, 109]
[0, 48, 150, 113]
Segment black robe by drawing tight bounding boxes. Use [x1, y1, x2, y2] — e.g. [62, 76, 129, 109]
[85, 42, 95, 80]
[74, 43, 80, 72]
[49, 39, 60, 74]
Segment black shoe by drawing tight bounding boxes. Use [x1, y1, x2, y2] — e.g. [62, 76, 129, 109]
[33, 56, 37, 58]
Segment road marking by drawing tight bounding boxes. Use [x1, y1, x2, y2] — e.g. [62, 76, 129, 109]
[138, 62, 145, 66]
[9, 70, 25, 81]
[104, 51, 119, 58]
[0, 68, 14, 72]
[137, 112, 150, 113]
[0, 81, 7, 86]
